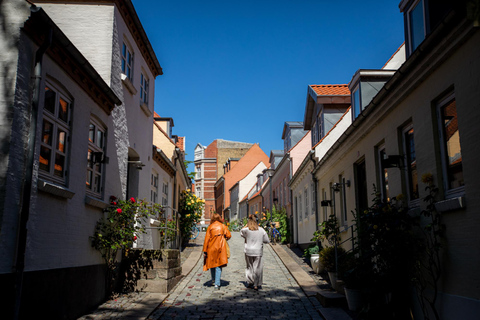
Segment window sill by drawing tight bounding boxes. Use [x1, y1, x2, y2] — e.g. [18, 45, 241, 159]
[121, 73, 137, 95]
[85, 195, 109, 209]
[435, 196, 466, 213]
[37, 178, 75, 199]
[150, 218, 161, 226]
[140, 102, 152, 117]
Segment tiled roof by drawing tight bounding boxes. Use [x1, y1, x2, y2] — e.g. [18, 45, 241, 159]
[310, 84, 350, 96]
[176, 137, 184, 151]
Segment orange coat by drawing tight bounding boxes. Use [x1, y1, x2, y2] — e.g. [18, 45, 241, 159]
[203, 221, 231, 271]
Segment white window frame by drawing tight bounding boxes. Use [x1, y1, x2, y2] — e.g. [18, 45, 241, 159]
[311, 182, 316, 216]
[298, 194, 303, 221]
[151, 171, 158, 204]
[39, 83, 71, 185]
[86, 118, 106, 197]
[304, 187, 309, 219]
[437, 92, 464, 198]
[162, 181, 169, 206]
[122, 42, 134, 80]
[406, 0, 426, 55]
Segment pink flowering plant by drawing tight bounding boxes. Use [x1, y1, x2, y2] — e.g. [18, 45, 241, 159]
[90, 196, 154, 296]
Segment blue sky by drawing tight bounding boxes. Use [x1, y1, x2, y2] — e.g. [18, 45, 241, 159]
[132, 0, 404, 169]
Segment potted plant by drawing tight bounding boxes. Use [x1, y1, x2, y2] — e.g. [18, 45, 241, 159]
[342, 252, 369, 311]
[319, 246, 345, 291]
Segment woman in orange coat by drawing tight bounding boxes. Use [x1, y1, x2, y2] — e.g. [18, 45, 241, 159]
[203, 213, 231, 289]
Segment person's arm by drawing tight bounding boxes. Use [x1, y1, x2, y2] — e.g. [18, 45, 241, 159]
[262, 228, 270, 243]
[240, 228, 246, 239]
[203, 226, 210, 254]
[225, 225, 232, 240]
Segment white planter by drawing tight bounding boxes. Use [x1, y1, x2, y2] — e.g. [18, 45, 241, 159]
[328, 271, 338, 291]
[310, 254, 324, 274]
[345, 287, 364, 311]
[310, 254, 319, 273]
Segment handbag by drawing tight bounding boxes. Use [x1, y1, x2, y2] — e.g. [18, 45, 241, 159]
[224, 225, 231, 259]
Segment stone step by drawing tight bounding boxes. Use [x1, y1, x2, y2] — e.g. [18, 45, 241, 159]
[315, 289, 347, 308]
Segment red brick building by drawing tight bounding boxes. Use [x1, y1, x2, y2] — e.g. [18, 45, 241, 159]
[194, 139, 253, 221]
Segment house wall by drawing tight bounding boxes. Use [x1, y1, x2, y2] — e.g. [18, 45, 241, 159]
[315, 29, 480, 312]
[290, 161, 315, 246]
[153, 124, 175, 158]
[221, 144, 269, 211]
[290, 131, 311, 174]
[0, 1, 32, 275]
[37, 3, 114, 85]
[0, 28, 119, 318]
[26, 56, 121, 270]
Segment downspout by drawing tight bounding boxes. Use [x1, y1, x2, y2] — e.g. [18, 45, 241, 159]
[14, 8, 52, 319]
[310, 151, 319, 237]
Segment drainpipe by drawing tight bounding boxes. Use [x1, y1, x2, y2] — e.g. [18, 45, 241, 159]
[14, 8, 52, 319]
[310, 151, 319, 237]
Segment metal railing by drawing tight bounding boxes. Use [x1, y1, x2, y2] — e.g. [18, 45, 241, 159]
[144, 205, 181, 250]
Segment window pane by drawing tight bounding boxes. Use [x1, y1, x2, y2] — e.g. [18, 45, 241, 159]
[58, 98, 69, 122]
[410, 0, 425, 52]
[42, 120, 53, 145]
[86, 170, 92, 189]
[405, 128, 419, 200]
[57, 130, 66, 153]
[96, 130, 104, 148]
[441, 99, 464, 189]
[87, 149, 93, 168]
[39, 146, 51, 172]
[54, 153, 65, 177]
[44, 87, 56, 114]
[353, 88, 360, 118]
[94, 174, 101, 192]
[89, 124, 95, 143]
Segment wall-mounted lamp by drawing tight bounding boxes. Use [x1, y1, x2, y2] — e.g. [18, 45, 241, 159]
[332, 180, 351, 192]
[92, 152, 109, 164]
[382, 155, 404, 169]
[128, 160, 145, 170]
[321, 200, 332, 207]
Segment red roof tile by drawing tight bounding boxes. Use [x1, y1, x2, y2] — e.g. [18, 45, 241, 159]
[310, 84, 350, 96]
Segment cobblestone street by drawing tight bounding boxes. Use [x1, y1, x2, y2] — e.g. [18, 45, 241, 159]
[148, 232, 324, 319]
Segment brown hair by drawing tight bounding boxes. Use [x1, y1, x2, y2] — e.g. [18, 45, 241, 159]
[247, 214, 259, 231]
[210, 213, 223, 224]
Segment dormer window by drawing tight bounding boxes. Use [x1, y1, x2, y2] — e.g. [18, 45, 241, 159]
[348, 70, 395, 121]
[400, 0, 456, 58]
[407, 0, 426, 55]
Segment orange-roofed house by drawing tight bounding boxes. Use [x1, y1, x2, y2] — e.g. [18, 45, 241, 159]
[214, 143, 269, 221]
[288, 84, 351, 247]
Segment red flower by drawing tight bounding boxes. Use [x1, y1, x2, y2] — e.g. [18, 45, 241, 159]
[133, 236, 137, 241]
[130, 197, 136, 203]
[113, 202, 117, 206]
[116, 208, 122, 214]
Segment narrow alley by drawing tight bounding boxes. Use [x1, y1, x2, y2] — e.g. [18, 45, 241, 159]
[148, 232, 324, 320]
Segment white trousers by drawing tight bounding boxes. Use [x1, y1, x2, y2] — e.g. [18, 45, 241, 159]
[245, 254, 263, 287]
